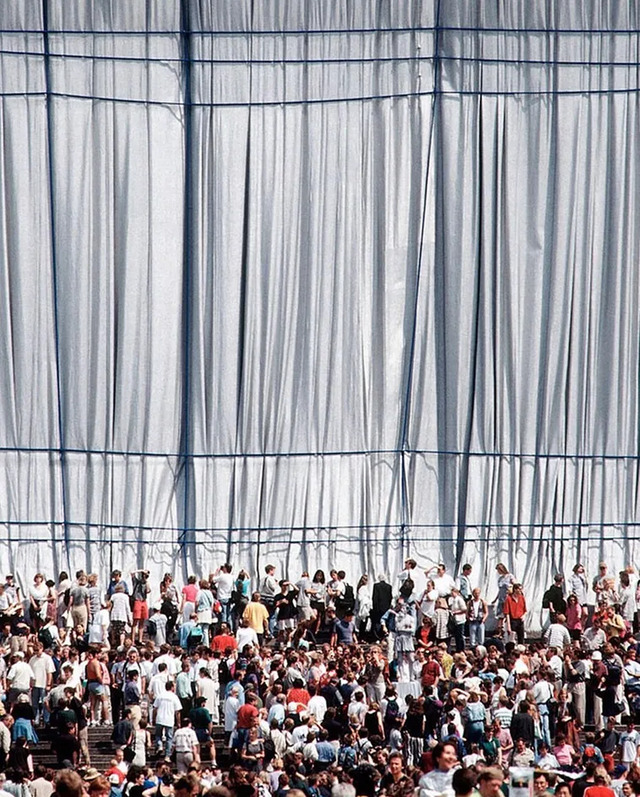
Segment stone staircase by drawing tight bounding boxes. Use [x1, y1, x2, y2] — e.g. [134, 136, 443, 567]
[28, 724, 228, 772]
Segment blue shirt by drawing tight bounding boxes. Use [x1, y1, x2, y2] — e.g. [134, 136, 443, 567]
[333, 618, 355, 644]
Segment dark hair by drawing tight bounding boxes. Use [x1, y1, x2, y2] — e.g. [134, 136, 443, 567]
[452, 768, 478, 796]
[432, 742, 457, 765]
[350, 765, 379, 797]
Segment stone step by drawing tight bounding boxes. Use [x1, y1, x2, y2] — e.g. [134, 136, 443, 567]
[27, 724, 229, 772]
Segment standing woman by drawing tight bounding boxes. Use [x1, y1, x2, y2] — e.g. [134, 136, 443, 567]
[566, 593, 586, 641]
[462, 691, 486, 745]
[29, 574, 49, 632]
[181, 576, 200, 625]
[404, 696, 426, 766]
[355, 575, 373, 638]
[196, 580, 215, 646]
[44, 580, 58, 626]
[494, 563, 516, 636]
[308, 570, 326, 633]
[233, 569, 252, 626]
[503, 583, 527, 644]
[467, 588, 488, 647]
[419, 579, 439, 624]
[159, 573, 180, 635]
[619, 571, 637, 633]
[433, 598, 451, 647]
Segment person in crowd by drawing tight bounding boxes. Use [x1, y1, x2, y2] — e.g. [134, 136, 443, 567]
[130, 570, 151, 645]
[467, 587, 488, 647]
[493, 563, 516, 636]
[503, 583, 527, 644]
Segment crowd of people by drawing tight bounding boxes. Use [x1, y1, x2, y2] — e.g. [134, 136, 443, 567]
[0, 558, 639, 797]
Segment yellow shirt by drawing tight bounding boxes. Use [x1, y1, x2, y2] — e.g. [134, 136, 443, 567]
[243, 601, 269, 632]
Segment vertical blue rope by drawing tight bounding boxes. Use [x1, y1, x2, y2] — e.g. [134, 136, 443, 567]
[179, 0, 194, 577]
[399, 0, 443, 563]
[42, 0, 69, 575]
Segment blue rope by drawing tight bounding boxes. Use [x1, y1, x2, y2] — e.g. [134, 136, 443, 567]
[399, 0, 442, 563]
[1, 519, 639, 531]
[4, 86, 640, 107]
[5, 49, 640, 69]
[1, 443, 640, 461]
[0, 522, 638, 545]
[41, 0, 70, 574]
[178, 0, 194, 577]
[1, 26, 639, 35]
[4, 48, 640, 69]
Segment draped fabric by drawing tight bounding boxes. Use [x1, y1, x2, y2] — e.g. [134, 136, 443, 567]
[1, 1, 640, 625]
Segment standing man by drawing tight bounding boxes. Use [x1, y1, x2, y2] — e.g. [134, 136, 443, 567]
[569, 564, 589, 606]
[212, 565, 234, 629]
[372, 575, 393, 639]
[448, 588, 467, 652]
[432, 564, 456, 599]
[68, 575, 90, 634]
[459, 565, 473, 603]
[29, 642, 55, 725]
[153, 681, 182, 759]
[172, 717, 200, 774]
[6, 652, 34, 709]
[242, 593, 270, 643]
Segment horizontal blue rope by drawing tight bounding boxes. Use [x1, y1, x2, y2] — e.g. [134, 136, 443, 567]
[0, 519, 638, 533]
[2, 86, 640, 107]
[0, 26, 639, 36]
[0, 443, 639, 462]
[3, 49, 640, 69]
[0, 49, 436, 64]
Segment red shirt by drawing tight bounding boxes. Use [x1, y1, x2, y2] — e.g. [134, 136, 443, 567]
[211, 634, 237, 652]
[504, 593, 527, 619]
[236, 704, 259, 729]
[421, 660, 441, 687]
[287, 687, 311, 706]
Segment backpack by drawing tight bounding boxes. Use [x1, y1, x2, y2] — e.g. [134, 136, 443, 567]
[38, 627, 55, 649]
[338, 745, 357, 770]
[606, 661, 622, 687]
[385, 698, 400, 721]
[399, 577, 414, 600]
[218, 659, 231, 685]
[188, 626, 204, 647]
[263, 734, 276, 764]
[339, 583, 355, 611]
[146, 618, 157, 637]
[161, 598, 178, 620]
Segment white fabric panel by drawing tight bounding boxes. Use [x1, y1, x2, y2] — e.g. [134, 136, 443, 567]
[1, 1, 640, 614]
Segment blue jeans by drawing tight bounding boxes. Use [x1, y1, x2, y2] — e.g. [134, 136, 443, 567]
[155, 724, 175, 758]
[219, 600, 232, 629]
[538, 705, 551, 746]
[469, 621, 485, 647]
[31, 687, 45, 724]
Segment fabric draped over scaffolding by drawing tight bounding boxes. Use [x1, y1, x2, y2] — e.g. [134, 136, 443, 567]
[1, 1, 640, 629]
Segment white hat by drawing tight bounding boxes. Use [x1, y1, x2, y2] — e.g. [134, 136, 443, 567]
[591, 650, 602, 661]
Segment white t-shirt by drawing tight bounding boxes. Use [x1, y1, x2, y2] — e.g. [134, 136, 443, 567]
[434, 574, 456, 598]
[29, 653, 55, 689]
[620, 729, 640, 763]
[148, 672, 169, 700]
[307, 695, 327, 723]
[153, 690, 182, 727]
[213, 573, 234, 602]
[236, 627, 259, 650]
[7, 661, 35, 690]
[173, 726, 199, 753]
